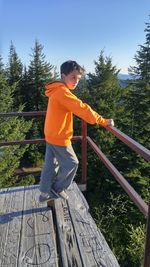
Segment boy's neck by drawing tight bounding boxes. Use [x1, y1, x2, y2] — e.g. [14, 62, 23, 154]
[59, 79, 68, 88]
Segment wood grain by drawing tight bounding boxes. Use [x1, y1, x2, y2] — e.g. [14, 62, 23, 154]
[0, 183, 120, 267]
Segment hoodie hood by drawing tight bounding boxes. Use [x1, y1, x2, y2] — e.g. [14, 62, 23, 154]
[45, 81, 66, 97]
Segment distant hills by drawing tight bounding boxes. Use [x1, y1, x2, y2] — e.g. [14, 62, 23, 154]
[85, 73, 133, 88]
[118, 73, 132, 80]
[118, 73, 133, 88]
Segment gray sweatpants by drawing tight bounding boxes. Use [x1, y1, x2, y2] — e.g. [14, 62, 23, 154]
[40, 143, 79, 194]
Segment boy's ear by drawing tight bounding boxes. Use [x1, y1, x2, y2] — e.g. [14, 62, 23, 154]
[61, 73, 65, 79]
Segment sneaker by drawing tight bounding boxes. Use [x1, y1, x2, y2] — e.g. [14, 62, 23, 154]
[51, 189, 69, 200]
[39, 193, 54, 203]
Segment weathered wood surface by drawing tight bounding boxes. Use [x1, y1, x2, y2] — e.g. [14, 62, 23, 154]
[0, 185, 58, 267]
[55, 183, 120, 267]
[0, 183, 120, 267]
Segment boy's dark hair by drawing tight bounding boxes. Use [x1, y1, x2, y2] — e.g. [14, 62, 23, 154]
[60, 60, 85, 75]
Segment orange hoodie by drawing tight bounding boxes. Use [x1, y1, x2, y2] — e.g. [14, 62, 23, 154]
[44, 81, 107, 146]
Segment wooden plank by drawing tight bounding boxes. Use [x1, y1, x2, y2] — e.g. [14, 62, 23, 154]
[0, 186, 25, 266]
[67, 183, 120, 267]
[18, 185, 58, 267]
[54, 198, 83, 267]
[0, 188, 12, 266]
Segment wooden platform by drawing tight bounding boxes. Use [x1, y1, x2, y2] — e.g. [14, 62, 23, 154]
[0, 182, 119, 266]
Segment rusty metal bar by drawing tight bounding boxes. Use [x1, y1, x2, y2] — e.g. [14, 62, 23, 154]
[0, 136, 82, 147]
[0, 111, 46, 117]
[87, 136, 148, 217]
[144, 198, 150, 267]
[105, 126, 150, 162]
[0, 139, 45, 146]
[81, 120, 87, 185]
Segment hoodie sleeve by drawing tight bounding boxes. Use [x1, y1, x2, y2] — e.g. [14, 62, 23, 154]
[56, 88, 107, 125]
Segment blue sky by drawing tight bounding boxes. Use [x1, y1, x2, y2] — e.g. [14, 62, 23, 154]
[0, 0, 150, 74]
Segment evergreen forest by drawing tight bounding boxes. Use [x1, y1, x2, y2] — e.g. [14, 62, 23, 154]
[0, 18, 150, 267]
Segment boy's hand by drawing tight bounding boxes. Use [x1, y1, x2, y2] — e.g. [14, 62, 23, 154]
[106, 119, 114, 127]
[98, 118, 114, 127]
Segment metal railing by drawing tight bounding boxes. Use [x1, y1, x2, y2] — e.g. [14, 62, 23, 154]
[0, 111, 150, 266]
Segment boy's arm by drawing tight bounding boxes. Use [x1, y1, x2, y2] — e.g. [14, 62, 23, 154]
[57, 89, 114, 127]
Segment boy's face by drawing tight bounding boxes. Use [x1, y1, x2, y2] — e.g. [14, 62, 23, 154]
[61, 70, 81, 90]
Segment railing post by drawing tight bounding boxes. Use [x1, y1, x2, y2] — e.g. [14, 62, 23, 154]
[79, 120, 87, 192]
[144, 198, 150, 267]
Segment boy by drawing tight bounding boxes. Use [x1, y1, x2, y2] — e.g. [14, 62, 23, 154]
[39, 60, 114, 202]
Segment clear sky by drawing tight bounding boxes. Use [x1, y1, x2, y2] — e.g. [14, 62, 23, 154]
[0, 0, 150, 74]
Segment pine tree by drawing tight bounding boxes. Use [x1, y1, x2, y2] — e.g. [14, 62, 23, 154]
[6, 41, 23, 107]
[117, 17, 150, 196]
[20, 66, 30, 106]
[22, 40, 58, 165]
[77, 51, 121, 195]
[27, 40, 57, 111]
[129, 17, 150, 82]
[86, 51, 121, 151]
[0, 55, 4, 75]
[128, 19, 150, 148]
[0, 73, 33, 187]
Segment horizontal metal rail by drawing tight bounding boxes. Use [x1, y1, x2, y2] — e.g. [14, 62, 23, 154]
[144, 200, 150, 267]
[87, 136, 148, 217]
[0, 136, 82, 147]
[0, 111, 46, 117]
[105, 126, 150, 162]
